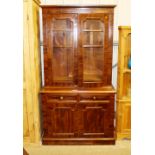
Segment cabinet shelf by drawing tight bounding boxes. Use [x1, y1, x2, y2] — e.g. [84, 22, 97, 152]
[82, 29, 103, 32]
[53, 29, 72, 31]
[83, 45, 103, 48]
[53, 46, 73, 48]
[120, 96, 131, 102]
[123, 69, 131, 73]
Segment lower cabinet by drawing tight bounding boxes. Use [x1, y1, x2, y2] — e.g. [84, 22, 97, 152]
[116, 101, 131, 139]
[41, 93, 115, 144]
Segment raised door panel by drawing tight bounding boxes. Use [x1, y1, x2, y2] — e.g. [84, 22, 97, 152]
[43, 14, 77, 86]
[78, 13, 113, 87]
[42, 94, 77, 138]
[78, 95, 114, 138]
[121, 103, 131, 132]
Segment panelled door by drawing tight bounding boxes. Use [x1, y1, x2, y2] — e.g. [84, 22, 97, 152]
[42, 94, 77, 138]
[78, 13, 113, 87]
[78, 94, 115, 138]
[44, 14, 77, 86]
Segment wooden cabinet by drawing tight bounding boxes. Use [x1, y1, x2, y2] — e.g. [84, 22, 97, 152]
[116, 26, 131, 139]
[40, 5, 116, 145]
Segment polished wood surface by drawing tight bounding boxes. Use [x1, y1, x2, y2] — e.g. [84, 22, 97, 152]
[116, 26, 131, 139]
[41, 5, 115, 145]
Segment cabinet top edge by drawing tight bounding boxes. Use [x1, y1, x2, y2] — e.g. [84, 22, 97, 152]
[40, 86, 116, 94]
[40, 5, 116, 8]
[118, 26, 131, 30]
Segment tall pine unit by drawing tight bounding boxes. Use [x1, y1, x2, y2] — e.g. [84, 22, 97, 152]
[40, 5, 116, 145]
[116, 26, 131, 139]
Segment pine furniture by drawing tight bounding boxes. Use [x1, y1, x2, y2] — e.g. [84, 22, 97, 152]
[116, 26, 131, 139]
[40, 5, 116, 145]
[23, 0, 41, 143]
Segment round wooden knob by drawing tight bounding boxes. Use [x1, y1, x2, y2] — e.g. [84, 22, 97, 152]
[93, 96, 96, 100]
[60, 96, 64, 100]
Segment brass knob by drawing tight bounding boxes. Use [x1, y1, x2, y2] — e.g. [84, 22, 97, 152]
[60, 96, 64, 100]
[93, 96, 96, 100]
[105, 15, 108, 19]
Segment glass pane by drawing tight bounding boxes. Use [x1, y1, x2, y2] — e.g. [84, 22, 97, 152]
[124, 33, 131, 69]
[53, 31, 73, 47]
[83, 32, 104, 45]
[83, 20, 103, 30]
[53, 19, 73, 30]
[53, 48, 74, 82]
[83, 48, 103, 82]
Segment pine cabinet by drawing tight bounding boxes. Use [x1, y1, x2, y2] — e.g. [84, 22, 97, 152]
[116, 26, 131, 139]
[40, 5, 116, 145]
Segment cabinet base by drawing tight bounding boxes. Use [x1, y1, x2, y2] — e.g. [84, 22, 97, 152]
[117, 132, 131, 140]
[42, 137, 115, 145]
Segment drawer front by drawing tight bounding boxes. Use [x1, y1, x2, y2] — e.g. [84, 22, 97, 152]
[79, 94, 113, 102]
[45, 94, 77, 102]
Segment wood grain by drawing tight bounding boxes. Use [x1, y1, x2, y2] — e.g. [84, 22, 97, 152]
[23, 0, 41, 143]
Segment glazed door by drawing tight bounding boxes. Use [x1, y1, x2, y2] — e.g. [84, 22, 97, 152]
[44, 14, 77, 86]
[78, 14, 113, 87]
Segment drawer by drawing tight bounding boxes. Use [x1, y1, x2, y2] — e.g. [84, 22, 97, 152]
[79, 94, 111, 101]
[46, 94, 77, 101]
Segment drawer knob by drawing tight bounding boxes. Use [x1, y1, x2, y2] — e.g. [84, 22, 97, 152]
[60, 96, 64, 100]
[93, 96, 96, 100]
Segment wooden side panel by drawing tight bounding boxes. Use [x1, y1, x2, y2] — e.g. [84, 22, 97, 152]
[23, 88, 29, 138]
[23, 0, 34, 142]
[23, 0, 29, 140]
[23, 0, 41, 143]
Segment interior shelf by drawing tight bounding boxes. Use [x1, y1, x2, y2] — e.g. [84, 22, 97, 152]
[119, 96, 131, 102]
[53, 46, 73, 48]
[82, 29, 103, 32]
[83, 45, 103, 48]
[123, 69, 131, 73]
[53, 29, 72, 31]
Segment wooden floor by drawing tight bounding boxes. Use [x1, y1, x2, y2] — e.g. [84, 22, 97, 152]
[24, 140, 130, 155]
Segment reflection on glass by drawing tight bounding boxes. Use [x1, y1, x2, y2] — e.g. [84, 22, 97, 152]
[124, 33, 131, 69]
[83, 20, 103, 30]
[83, 32, 104, 45]
[52, 19, 74, 82]
[53, 32, 73, 47]
[53, 48, 74, 81]
[53, 19, 73, 30]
